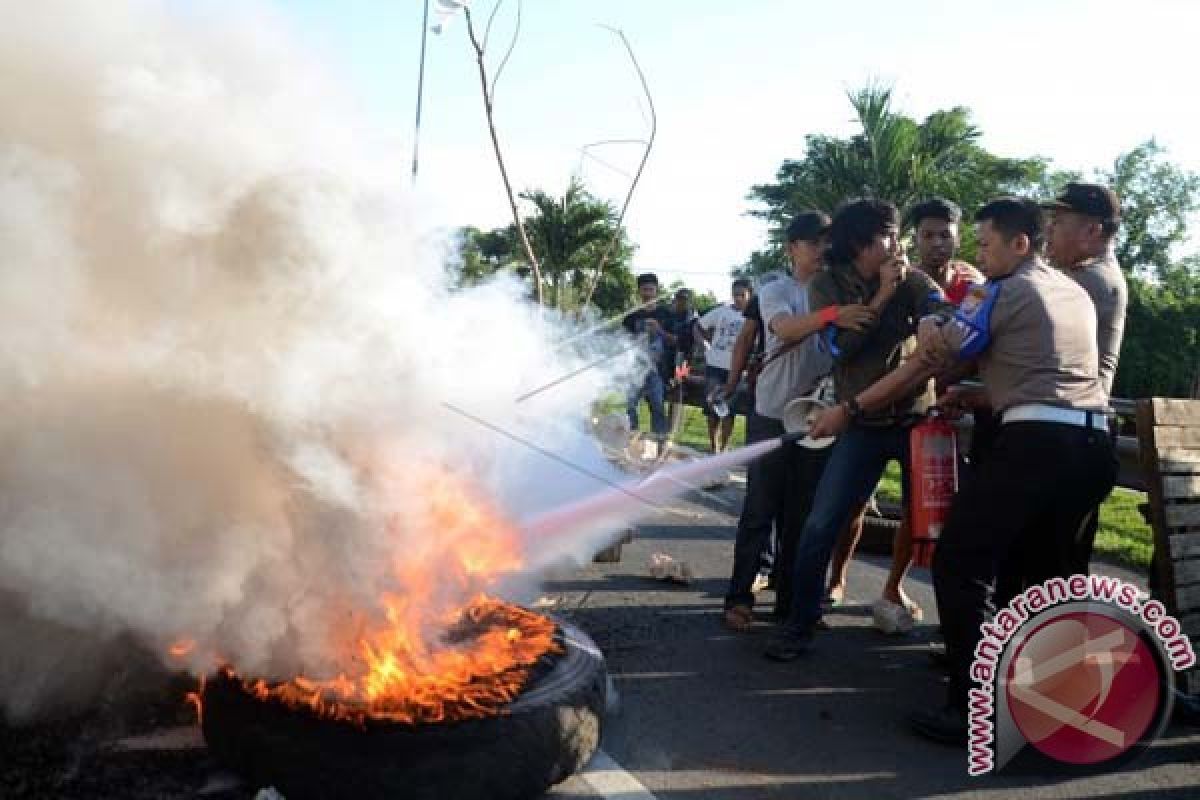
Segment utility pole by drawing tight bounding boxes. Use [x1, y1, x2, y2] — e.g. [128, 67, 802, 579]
[412, 0, 431, 183]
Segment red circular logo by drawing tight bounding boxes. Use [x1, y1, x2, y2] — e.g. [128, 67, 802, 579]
[1005, 611, 1160, 765]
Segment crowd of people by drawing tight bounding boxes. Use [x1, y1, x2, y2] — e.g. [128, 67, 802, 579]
[622, 183, 1130, 745]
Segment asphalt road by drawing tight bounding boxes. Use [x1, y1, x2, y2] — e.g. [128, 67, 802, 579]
[544, 475, 1200, 800]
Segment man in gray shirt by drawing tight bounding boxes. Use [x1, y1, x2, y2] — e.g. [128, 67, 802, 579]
[721, 212, 874, 630]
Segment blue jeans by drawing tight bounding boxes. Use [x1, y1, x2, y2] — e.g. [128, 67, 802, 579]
[785, 423, 913, 631]
[627, 369, 668, 435]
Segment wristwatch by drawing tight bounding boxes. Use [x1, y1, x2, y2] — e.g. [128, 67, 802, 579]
[844, 397, 862, 419]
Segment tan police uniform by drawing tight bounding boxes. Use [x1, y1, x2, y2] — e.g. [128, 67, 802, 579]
[1041, 182, 1129, 399]
[925, 256, 1119, 716]
[1061, 248, 1128, 583]
[1067, 250, 1127, 397]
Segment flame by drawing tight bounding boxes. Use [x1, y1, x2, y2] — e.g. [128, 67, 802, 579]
[229, 599, 559, 725]
[168, 639, 196, 658]
[185, 676, 205, 725]
[177, 466, 561, 725]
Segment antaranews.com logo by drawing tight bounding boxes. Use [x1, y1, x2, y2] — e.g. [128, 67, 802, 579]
[968, 574, 1196, 776]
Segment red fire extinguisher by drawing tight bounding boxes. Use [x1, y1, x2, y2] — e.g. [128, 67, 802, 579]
[908, 410, 959, 568]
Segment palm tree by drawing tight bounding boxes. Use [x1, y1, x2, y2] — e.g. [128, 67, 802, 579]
[749, 85, 1045, 240]
[520, 178, 631, 309]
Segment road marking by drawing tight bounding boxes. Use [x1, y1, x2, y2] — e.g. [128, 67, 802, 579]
[581, 749, 659, 800]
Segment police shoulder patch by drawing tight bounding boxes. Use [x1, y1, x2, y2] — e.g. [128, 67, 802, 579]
[952, 281, 1002, 359]
[958, 283, 989, 314]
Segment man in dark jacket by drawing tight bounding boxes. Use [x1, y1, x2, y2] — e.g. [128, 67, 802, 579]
[766, 198, 955, 659]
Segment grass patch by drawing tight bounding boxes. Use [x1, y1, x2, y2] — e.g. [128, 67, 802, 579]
[878, 462, 903, 503]
[618, 398, 746, 451]
[1094, 489, 1154, 570]
[667, 406, 747, 451]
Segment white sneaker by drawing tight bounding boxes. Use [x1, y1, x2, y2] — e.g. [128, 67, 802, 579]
[751, 571, 771, 594]
[873, 597, 916, 635]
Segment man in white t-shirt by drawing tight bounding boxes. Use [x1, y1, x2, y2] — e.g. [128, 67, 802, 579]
[695, 278, 752, 452]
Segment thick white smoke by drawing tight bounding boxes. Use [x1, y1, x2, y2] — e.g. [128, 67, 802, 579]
[0, 0, 644, 721]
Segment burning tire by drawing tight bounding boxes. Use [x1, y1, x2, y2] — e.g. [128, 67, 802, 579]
[201, 618, 605, 800]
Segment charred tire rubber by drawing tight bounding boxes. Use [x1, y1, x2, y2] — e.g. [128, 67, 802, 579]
[201, 620, 606, 800]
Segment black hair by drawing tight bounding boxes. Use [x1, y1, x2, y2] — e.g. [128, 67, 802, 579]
[731, 278, 752, 293]
[826, 199, 899, 264]
[905, 197, 962, 230]
[636, 272, 659, 287]
[975, 197, 1045, 250]
[785, 210, 832, 244]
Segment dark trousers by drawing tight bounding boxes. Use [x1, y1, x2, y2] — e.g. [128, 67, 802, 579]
[725, 413, 830, 617]
[993, 418, 1110, 607]
[935, 421, 1118, 712]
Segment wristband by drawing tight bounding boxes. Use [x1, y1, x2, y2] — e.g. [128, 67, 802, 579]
[819, 306, 839, 327]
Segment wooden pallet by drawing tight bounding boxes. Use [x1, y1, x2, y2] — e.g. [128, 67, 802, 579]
[1136, 398, 1200, 691]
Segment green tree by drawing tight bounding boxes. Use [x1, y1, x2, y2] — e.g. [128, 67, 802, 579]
[450, 178, 638, 314]
[452, 225, 519, 287]
[588, 263, 637, 315]
[1116, 273, 1200, 398]
[1096, 142, 1200, 399]
[1101, 139, 1200, 282]
[692, 289, 719, 315]
[520, 178, 621, 308]
[743, 85, 1046, 276]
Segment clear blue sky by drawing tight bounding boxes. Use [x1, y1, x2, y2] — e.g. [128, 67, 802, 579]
[275, 0, 1200, 296]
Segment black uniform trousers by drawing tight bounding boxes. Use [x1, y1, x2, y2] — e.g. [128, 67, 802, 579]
[725, 412, 831, 618]
[993, 418, 1116, 608]
[933, 420, 1118, 712]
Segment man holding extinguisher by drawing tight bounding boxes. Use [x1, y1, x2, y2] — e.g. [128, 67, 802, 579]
[808, 197, 1117, 743]
[764, 198, 956, 661]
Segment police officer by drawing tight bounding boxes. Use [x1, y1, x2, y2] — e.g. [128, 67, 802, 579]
[993, 184, 1129, 607]
[1044, 182, 1128, 575]
[1043, 182, 1128, 398]
[808, 197, 1118, 742]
